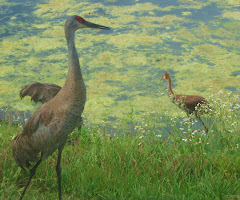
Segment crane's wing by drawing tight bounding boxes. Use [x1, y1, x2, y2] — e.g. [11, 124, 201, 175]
[20, 82, 62, 104]
[183, 95, 208, 112]
[13, 108, 56, 169]
[184, 95, 207, 105]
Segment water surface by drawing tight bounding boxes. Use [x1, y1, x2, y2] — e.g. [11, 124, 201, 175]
[0, 0, 239, 124]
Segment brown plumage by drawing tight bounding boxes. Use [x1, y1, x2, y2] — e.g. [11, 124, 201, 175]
[20, 82, 62, 104]
[12, 16, 110, 200]
[160, 72, 209, 133]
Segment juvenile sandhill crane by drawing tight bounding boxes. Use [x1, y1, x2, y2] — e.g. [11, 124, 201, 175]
[12, 15, 110, 200]
[160, 72, 209, 133]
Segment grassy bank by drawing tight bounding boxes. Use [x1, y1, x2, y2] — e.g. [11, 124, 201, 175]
[0, 91, 239, 200]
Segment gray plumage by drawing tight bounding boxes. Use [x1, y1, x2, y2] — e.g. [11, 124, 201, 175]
[20, 82, 62, 104]
[19, 82, 83, 130]
[12, 15, 110, 200]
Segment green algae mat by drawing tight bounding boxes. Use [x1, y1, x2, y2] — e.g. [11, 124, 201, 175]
[0, 0, 239, 123]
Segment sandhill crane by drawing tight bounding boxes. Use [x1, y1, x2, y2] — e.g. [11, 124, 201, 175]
[160, 72, 209, 133]
[12, 15, 110, 200]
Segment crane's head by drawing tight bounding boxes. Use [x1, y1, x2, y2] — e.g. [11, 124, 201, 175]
[65, 15, 110, 31]
[160, 72, 170, 80]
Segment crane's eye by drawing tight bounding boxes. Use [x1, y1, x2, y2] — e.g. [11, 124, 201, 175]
[76, 16, 85, 23]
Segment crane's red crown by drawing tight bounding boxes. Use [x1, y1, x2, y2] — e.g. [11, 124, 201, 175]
[164, 72, 170, 78]
[76, 16, 86, 23]
[160, 72, 170, 80]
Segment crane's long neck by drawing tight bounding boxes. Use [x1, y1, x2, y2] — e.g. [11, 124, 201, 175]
[167, 77, 174, 97]
[65, 29, 83, 85]
[59, 27, 86, 108]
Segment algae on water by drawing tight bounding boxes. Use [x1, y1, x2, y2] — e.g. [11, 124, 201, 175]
[0, 0, 239, 123]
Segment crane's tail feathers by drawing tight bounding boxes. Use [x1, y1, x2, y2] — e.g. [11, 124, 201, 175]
[195, 99, 212, 114]
[12, 134, 39, 170]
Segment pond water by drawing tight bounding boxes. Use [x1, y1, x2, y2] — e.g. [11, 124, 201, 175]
[0, 0, 239, 125]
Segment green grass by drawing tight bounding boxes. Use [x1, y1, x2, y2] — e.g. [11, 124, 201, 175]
[0, 92, 240, 200]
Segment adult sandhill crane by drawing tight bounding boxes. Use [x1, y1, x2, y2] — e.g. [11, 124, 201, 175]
[160, 72, 209, 133]
[12, 15, 110, 200]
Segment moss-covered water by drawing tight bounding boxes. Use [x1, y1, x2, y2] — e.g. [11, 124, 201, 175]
[0, 0, 239, 124]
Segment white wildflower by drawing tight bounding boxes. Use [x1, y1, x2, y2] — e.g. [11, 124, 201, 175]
[11, 135, 16, 140]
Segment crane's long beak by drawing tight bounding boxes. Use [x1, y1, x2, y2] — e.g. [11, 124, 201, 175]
[85, 21, 110, 30]
[160, 75, 165, 80]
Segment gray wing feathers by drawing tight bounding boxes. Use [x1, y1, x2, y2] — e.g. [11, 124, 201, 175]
[20, 82, 62, 104]
[12, 110, 55, 169]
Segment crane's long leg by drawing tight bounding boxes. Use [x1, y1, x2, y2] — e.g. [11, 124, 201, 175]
[20, 157, 42, 200]
[76, 117, 83, 131]
[196, 114, 208, 133]
[56, 147, 63, 200]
